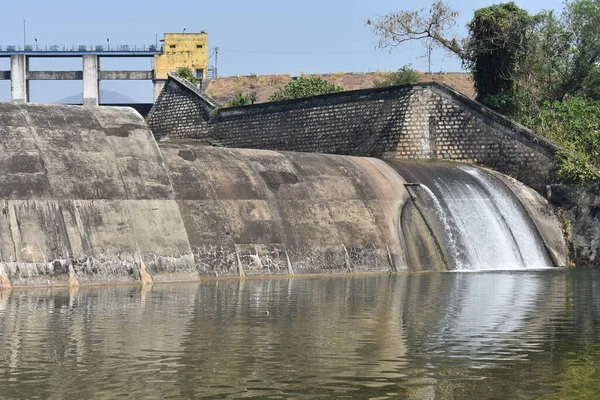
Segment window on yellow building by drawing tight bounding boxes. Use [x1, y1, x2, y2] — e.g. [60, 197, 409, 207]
[169, 45, 176, 49]
[197, 45, 203, 49]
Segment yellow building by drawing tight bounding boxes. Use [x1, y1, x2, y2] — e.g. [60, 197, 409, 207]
[154, 32, 209, 81]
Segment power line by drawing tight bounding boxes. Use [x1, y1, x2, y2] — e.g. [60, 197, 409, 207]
[207, 47, 217, 60]
[219, 48, 377, 56]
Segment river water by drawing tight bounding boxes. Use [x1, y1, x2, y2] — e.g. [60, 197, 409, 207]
[0, 270, 599, 399]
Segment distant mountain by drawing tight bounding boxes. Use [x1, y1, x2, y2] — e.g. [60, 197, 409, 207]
[54, 90, 137, 104]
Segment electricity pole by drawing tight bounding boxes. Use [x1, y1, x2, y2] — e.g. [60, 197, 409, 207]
[427, 44, 432, 73]
[214, 46, 219, 78]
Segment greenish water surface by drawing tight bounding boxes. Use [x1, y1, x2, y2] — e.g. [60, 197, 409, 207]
[0, 269, 599, 399]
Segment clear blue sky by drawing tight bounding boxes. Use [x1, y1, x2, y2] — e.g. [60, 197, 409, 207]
[0, 0, 564, 103]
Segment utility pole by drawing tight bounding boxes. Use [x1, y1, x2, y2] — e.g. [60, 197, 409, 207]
[23, 20, 26, 49]
[214, 46, 219, 78]
[427, 44, 432, 74]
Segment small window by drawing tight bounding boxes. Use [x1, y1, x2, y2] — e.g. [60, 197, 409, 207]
[169, 44, 176, 49]
[196, 44, 203, 49]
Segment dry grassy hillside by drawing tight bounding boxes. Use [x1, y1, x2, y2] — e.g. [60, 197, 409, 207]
[206, 72, 475, 104]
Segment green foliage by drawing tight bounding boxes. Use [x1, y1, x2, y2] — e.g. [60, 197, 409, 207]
[465, 3, 533, 114]
[554, 150, 598, 183]
[373, 66, 422, 88]
[467, 1, 600, 182]
[176, 67, 197, 85]
[225, 92, 258, 107]
[369, 0, 600, 183]
[268, 77, 343, 102]
[518, 98, 600, 183]
[555, 0, 600, 100]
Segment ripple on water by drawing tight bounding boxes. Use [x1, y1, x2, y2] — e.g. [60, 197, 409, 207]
[0, 270, 598, 398]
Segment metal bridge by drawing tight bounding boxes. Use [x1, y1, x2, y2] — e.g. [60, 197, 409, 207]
[0, 44, 161, 57]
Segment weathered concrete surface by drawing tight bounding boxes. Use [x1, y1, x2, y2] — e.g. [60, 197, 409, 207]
[99, 71, 154, 80]
[82, 55, 99, 106]
[159, 144, 410, 276]
[10, 55, 28, 103]
[0, 103, 195, 287]
[0, 103, 567, 287]
[27, 71, 83, 80]
[0, 103, 415, 286]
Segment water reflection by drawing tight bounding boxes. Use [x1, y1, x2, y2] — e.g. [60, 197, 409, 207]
[0, 270, 597, 399]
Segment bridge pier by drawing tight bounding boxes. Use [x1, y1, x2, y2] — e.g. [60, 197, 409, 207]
[83, 55, 99, 106]
[10, 54, 29, 102]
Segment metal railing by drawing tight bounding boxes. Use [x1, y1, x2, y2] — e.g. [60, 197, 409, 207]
[207, 66, 217, 79]
[0, 44, 161, 52]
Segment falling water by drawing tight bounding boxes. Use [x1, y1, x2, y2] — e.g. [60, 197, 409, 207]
[390, 161, 553, 270]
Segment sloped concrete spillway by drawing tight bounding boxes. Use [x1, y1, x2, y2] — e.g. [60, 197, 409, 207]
[0, 104, 567, 287]
[390, 161, 564, 271]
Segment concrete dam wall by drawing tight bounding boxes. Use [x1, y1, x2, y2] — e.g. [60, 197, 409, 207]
[0, 103, 567, 287]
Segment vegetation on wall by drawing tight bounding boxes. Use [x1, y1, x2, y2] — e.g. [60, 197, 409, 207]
[373, 66, 422, 88]
[368, 0, 600, 183]
[176, 67, 197, 85]
[520, 99, 600, 182]
[268, 77, 343, 101]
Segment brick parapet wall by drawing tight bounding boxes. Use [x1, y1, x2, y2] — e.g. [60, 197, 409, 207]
[147, 73, 219, 141]
[148, 76, 563, 191]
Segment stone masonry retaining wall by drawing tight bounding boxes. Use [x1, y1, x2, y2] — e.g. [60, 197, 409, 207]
[148, 74, 561, 192]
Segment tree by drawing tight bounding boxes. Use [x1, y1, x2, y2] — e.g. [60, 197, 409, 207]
[369, 0, 600, 182]
[268, 77, 343, 101]
[547, 0, 600, 101]
[176, 67, 197, 85]
[368, 2, 533, 114]
[464, 3, 533, 114]
[373, 66, 422, 88]
[367, 1, 465, 58]
[368, 0, 600, 107]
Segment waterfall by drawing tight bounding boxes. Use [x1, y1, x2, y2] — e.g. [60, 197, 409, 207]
[390, 161, 553, 271]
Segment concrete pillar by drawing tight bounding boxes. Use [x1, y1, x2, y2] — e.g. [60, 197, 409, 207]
[153, 79, 167, 102]
[10, 54, 29, 103]
[82, 55, 99, 106]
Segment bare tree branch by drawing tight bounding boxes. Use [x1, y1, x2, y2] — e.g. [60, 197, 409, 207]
[367, 1, 467, 58]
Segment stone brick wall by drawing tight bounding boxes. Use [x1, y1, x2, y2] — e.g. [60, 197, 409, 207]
[147, 74, 219, 141]
[147, 74, 560, 192]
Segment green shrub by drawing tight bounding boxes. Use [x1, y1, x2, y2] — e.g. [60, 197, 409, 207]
[225, 92, 258, 107]
[373, 66, 422, 87]
[175, 67, 197, 85]
[518, 98, 600, 183]
[268, 77, 343, 101]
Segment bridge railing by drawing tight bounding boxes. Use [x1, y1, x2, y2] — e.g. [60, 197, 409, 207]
[0, 44, 161, 53]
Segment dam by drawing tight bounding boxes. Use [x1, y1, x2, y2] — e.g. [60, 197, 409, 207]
[0, 102, 567, 288]
[1, 101, 598, 400]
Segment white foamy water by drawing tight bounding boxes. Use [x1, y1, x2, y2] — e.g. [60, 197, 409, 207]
[414, 166, 552, 270]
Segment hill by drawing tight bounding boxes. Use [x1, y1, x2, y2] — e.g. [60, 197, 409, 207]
[206, 72, 475, 104]
[54, 90, 136, 104]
